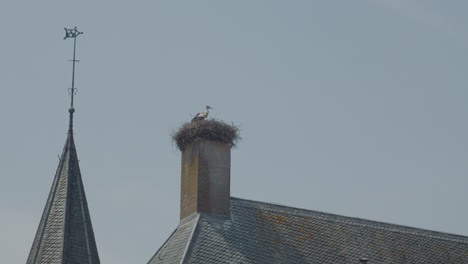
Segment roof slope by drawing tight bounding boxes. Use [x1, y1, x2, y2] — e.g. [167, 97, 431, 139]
[26, 133, 100, 264]
[149, 197, 468, 264]
[148, 214, 199, 264]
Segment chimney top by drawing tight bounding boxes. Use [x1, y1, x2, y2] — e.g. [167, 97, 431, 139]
[172, 119, 240, 151]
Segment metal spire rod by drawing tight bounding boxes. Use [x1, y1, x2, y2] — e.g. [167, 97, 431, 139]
[64, 27, 83, 133]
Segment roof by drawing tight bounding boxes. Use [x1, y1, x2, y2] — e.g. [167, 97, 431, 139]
[148, 197, 468, 264]
[26, 133, 100, 264]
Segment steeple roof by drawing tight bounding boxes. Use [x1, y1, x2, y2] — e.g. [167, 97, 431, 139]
[26, 131, 100, 264]
[26, 26, 99, 264]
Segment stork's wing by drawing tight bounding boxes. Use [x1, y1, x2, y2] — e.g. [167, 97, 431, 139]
[191, 112, 201, 122]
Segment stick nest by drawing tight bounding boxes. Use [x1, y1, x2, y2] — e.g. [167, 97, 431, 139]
[172, 119, 240, 151]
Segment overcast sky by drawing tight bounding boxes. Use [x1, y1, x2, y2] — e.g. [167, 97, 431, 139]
[1, 1, 467, 263]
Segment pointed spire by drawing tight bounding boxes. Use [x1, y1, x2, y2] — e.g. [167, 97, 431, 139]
[26, 27, 99, 264]
[26, 133, 100, 264]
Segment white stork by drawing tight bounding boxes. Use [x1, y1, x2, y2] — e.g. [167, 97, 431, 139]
[192, 105, 212, 122]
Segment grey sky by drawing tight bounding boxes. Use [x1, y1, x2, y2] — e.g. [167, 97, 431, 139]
[1, 1, 467, 263]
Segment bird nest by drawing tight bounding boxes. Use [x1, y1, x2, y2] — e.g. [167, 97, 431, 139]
[172, 119, 240, 151]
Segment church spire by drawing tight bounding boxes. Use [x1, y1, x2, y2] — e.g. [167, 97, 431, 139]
[26, 27, 100, 264]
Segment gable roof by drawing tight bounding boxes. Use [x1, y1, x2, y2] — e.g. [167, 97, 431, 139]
[26, 133, 100, 264]
[148, 197, 468, 264]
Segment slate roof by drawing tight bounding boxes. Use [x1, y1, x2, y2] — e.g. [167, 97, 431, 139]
[26, 133, 100, 264]
[148, 197, 468, 264]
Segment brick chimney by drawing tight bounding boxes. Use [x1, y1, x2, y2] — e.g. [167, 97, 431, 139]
[180, 140, 231, 220]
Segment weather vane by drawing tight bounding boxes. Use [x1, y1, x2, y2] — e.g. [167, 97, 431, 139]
[64, 26, 83, 132]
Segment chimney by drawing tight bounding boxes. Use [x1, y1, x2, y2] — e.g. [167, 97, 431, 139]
[180, 140, 231, 219]
[173, 119, 239, 220]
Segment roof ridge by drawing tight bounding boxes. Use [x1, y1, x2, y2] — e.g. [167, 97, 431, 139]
[231, 197, 468, 243]
[180, 214, 200, 264]
[146, 228, 178, 264]
[73, 137, 95, 263]
[147, 214, 200, 264]
[61, 135, 72, 263]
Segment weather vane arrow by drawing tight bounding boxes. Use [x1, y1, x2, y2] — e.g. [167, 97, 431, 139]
[64, 26, 83, 40]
